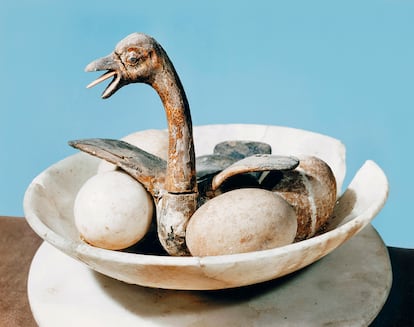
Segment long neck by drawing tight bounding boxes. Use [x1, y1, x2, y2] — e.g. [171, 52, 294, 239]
[151, 53, 197, 194]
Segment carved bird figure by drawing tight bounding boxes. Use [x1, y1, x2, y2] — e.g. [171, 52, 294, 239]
[70, 33, 333, 256]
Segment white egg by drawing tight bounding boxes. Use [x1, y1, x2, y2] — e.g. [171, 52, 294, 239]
[98, 129, 168, 173]
[186, 188, 297, 256]
[74, 171, 154, 250]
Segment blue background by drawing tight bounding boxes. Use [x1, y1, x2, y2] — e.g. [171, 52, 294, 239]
[1, 1, 412, 247]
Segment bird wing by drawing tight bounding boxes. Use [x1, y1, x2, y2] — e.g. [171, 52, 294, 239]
[211, 154, 299, 191]
[69, 138, 166, 198]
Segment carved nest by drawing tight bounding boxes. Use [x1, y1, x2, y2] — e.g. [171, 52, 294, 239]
[24, 124, 388, 290]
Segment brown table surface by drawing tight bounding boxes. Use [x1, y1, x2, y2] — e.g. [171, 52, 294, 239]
[1, 216, 413, 327]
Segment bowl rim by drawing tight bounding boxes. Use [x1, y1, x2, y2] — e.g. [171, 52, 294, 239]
[24, 155, 387, 269]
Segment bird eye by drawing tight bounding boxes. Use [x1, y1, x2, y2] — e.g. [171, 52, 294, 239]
[127, 55, 140, 65]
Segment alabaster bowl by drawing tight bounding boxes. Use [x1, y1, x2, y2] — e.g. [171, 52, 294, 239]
[24, 124, 388, 290]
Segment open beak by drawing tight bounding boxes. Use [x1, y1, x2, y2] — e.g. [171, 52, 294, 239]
[85, 54, 124, 99]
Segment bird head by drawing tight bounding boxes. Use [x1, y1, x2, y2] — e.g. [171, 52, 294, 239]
[85, 33, 163, 99]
